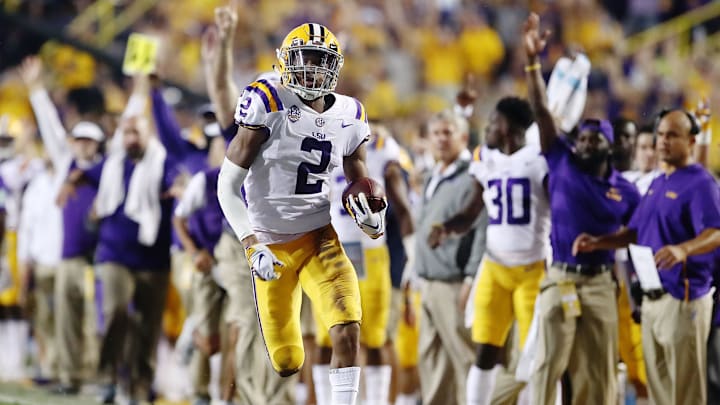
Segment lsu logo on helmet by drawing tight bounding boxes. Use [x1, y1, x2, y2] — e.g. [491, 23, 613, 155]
[275, 23, 344, 101]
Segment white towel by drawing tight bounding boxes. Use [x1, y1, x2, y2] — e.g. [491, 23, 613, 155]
[95, 137, 167, 246]
[547, 54, 591, 133]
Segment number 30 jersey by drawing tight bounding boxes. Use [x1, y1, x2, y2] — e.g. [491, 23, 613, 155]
[234, 77, 370, 241]
[469, 144, 551, 267]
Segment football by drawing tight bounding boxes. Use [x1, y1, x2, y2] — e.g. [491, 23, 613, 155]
[342, 177, 387, 214]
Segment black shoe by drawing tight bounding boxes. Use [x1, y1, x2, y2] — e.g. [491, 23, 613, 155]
[50, 384, 80, 395]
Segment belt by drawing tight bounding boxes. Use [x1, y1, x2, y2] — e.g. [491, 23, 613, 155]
[643, 288, 667, 301]
[554, 262, 613, 276]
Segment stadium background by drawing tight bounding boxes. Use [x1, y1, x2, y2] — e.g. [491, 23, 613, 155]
[0, 0, 719, 404]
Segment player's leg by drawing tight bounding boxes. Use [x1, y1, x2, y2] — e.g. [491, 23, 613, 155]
[311, 302, 333, 405]
[467, 258, 514, 405]
[300, 226, 362, 405]
[300, 293, 317, 405]
[358, 245, 392, 405]
[251, 242, 305, 376]
[394, 288, 421, 405]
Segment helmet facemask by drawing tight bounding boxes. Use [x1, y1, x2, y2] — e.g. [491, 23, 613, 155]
[278, 42, 343, 101]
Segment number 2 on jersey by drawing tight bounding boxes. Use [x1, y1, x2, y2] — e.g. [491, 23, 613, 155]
[487, 177, 531, 225]
[295, 137, 332, 194]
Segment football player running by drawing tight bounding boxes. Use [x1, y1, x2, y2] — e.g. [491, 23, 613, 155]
[428, 97, 550, 405]
[217, 23, 384, 405]
[313, 123, 413, 405]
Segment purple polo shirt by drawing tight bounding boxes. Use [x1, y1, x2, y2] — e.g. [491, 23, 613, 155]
[62, 159, 99, 259]
[83, 157, 179, 271]
[545, 138, 641, 265]
[187, 167, 224, 253]
[627, 164, 720, 300]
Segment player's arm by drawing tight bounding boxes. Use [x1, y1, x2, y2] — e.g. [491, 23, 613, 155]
[217, 126, 267, 249]
[384, 162, 414, 237]
[523, 13, 558, 154]
[427, 180, 484, 248]
[343, 143, 387, 239]
[343, 142, 369, 182]
[692, 98, 711, 168]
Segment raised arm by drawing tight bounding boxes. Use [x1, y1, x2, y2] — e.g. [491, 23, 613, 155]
[692, 98, 711, 167]
[20, 56, 71, 166]
[202, 4, 240, 129]
[522, 13, 558, 154]
[150, 78, 189, 159]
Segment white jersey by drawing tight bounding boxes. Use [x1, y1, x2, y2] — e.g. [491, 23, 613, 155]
[234, 78, 369, 243]
[469, 144, 550, 267]
[330, 133, 401, 248]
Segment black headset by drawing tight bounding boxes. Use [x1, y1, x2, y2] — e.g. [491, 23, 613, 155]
[655, 108, 700, 135]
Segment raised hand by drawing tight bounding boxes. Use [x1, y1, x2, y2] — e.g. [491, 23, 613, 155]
[215, 3, 238, 44]
[522, 12, 551, 61]
[19, 56, 43, 91]
[201, 26, 219, 64]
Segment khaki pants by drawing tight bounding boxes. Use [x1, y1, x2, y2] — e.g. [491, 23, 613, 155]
[418, 280, 475, 405]
[34, 265, 57, 378]
[190, 270, 224, 397]
[96, 263, 169, 400]
[532, 266, 618, 405]
[214, 232, 296, 404]
[642, 291, 713, 405]
[55, 257, 96, 386]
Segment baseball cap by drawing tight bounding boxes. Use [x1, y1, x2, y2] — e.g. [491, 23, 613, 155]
[71, 121, 105, 142]
[579, 118, 614, 144]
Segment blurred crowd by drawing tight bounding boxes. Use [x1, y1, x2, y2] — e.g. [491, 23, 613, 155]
[2, 0, 720, 172]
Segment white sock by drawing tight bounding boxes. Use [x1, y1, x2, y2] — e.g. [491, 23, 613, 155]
[466, 364, 498, 405]
[313, 364, 332, 405]
[395, 392, 419, 405]
[329, 366, 361, 405]
[364, 365, 391, 405]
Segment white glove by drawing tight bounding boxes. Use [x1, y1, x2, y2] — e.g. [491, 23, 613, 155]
[245, 244, 284, 281]
[346, 192, 386, 239]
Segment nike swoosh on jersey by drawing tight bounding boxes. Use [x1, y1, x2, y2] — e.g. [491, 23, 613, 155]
[341, 121, 353, 128]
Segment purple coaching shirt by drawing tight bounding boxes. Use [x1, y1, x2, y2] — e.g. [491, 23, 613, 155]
[627, 164, 720, 300]
[83, 157, 179, 271]
[544, 138, 641, 266]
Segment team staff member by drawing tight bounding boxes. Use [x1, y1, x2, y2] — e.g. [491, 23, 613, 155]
[414, 109, 487, 405]
[523, 13, 641, 405]
[574, 109, 720, 405]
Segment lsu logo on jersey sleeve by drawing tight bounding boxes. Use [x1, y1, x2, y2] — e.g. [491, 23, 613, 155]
[235, 77, 371, 237]
[469, 145, 550, 266]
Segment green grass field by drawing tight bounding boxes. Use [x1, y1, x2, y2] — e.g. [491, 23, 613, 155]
[0, 382, 189, 405]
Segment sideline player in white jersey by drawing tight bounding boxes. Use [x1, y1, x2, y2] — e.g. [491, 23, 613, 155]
[217, 23, 386, 405]
[312, 123, 413, 405]
[428, 97, 550, 405]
